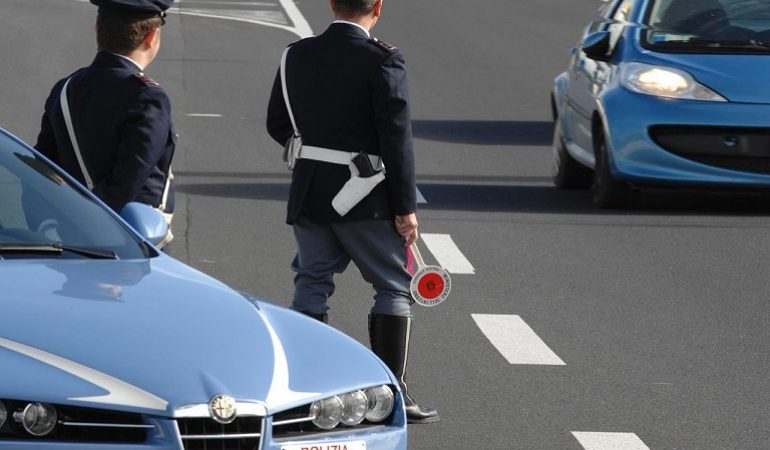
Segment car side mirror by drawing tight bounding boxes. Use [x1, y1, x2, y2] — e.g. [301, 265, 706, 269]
[120, 202, 169, 247]
[581, 31, 613, 62]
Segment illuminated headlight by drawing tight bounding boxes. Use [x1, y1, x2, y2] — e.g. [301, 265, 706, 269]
[310, 396, 343, 429]
[14, 403, 57, 436]
[364, 385, 394, 422]
[0, 401, 6, 428]
[620, 62, 726, 101]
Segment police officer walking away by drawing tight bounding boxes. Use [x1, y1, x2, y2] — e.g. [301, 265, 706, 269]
[267, 0, 439, 424]
[35, 0, 176, 246]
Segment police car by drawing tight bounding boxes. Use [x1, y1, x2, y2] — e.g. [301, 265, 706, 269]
[0, 127, 406, 449]
[552, 0, 770, 207]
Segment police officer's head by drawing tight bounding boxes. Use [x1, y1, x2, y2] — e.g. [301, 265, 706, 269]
[331, 0, 381, 19]
[90, 0, 173, 56]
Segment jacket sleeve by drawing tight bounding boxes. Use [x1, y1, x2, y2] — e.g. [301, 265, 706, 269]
[371, 51, 417, 215]
[266, 67, 294, 146]
[34, 86, 61, 165]
[93, 86, 172, 212]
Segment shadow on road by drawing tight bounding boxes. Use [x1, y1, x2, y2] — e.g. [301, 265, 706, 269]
[411, 120, 553, 146]
[176, 176, 770, 216]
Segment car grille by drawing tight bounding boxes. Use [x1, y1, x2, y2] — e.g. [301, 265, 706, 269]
[650, 125, 770, 174]
[177, 416, 263, 450]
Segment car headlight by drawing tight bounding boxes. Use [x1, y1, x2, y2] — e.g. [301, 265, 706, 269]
[307, 385, 395, 430]
[310, 396, 343, 430]
[620, 62, 726, 101]
[15, 403, 57, 436]
[338, 390, 368, 426]
[0, 401, 6, 428]
[364, 385, 395, 422]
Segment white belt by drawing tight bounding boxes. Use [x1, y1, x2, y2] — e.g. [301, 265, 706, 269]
[298, 146, 384, 171]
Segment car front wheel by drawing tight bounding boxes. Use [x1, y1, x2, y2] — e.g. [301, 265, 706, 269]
[592, 129, 631, 208]
[552, 118, 592, 189]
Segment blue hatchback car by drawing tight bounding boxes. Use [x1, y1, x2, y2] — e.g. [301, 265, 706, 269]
[552, 0, 770, 207]
[0, 128, 406, 449]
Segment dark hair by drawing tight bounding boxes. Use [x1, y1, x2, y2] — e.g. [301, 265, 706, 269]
[332, 0, 377, 16]
[96, 11, 162, 54]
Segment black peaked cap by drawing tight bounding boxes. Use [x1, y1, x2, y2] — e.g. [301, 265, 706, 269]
[90, 0, 174, 14]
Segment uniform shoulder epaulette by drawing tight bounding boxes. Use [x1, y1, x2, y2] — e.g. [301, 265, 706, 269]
[133, 72, 160, 87]
[369, 37, 398, 55]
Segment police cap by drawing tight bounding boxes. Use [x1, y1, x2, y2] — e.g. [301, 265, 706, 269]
[90, 0, 173, 16]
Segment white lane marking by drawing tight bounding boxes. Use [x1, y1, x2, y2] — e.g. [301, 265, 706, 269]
[471, 314, 566, 365]
[416, 187, 426, 204]
[421, 233, 474, 274]
[572, 432, 650, 450]
[169, 0, 313, 39]
[185, 113, 223, 117]
[75, 0, 314, 38]
[175, 1, 275, 5]
[0, 337, 168, 411]
[276, 0, 313, 38]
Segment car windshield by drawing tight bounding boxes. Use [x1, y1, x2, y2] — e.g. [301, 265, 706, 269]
[0, 130, 149, 259]
[644, 0, 770, 53]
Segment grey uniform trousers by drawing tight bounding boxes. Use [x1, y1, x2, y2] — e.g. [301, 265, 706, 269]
[291, 216, 414, 317]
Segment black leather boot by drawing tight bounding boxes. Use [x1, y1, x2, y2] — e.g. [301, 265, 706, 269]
[296, 310, 328, 323]
[368, 314, 439, 424]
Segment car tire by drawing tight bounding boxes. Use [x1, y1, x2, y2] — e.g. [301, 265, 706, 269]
[592, 129, 631, 208]
[552, 118, 592, 189]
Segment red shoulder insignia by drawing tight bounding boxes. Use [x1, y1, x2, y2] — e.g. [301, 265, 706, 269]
[133, 72, 160, 87]
[369, 37, 398, 54]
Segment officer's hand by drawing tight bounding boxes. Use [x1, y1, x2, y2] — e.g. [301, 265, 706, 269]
[395, 213, 418, 247]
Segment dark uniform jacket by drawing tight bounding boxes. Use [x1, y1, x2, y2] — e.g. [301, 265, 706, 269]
[266, 22, 416, 224]
[35, 51, 175, 213]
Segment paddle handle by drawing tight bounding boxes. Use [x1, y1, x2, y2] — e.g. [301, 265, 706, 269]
[409, 241, 426, 269]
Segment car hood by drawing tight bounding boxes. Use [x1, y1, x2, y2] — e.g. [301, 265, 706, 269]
[638, 50, 770, 104]
[0, 257, 392, 416]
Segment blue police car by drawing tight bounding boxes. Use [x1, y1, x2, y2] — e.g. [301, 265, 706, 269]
[0, 127, 406, 449]
[551, 0, 770, 207]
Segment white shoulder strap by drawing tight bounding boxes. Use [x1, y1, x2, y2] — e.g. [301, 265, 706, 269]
[59, 78, 94, 190]
[280, 47, 300, 137]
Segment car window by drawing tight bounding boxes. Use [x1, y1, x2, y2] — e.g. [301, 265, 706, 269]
[644, 0, 770, 52]
[0, 131, 148, 259]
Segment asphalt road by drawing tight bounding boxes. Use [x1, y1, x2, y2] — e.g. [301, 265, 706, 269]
[3, 0, 770, 448]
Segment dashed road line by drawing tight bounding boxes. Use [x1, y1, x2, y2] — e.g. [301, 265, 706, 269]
[572, 432, 650, 450]
[471, 314, 565, 365]
[421, 233, 474, 274]
[185, 113, 223, 117]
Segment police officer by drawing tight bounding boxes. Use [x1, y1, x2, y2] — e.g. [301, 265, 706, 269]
[35, 0, 176, 242]
[266, 0, 439, 424]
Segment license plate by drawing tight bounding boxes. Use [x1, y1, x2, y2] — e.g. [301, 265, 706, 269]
[281, 441, 366, 450]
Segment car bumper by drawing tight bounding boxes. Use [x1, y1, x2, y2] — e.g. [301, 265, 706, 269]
[0, 430, 407, 450]
[601, 87, 770, 188]
[0, 411, 408, 450]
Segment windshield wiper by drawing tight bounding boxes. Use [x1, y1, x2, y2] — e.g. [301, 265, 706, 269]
[689, 38, 770, 50]
[655, 38, 770, 51]
[0, 244, 117, 259]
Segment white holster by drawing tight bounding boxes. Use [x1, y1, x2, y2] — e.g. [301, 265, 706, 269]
[332, 166, 386, 217]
